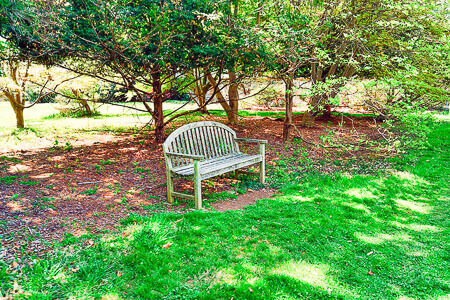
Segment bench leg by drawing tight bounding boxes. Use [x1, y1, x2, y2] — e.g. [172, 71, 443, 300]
[166, 170, 174, 203]
[259, 144, 266, 184]
[194, 161, 202, 209]
[259, 161, 265, 184]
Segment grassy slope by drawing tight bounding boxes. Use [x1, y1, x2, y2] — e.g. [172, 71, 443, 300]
[1, 123, 449, 299]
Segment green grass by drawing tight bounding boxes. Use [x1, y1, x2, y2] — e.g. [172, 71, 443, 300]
[2, 123, 449, 299]
[80, 187, 98, 195]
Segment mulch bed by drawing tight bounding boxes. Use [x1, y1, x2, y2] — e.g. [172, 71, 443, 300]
[0, 114, 383, 263]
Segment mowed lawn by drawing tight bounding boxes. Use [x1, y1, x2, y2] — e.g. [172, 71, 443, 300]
[1, 122, 448, 299]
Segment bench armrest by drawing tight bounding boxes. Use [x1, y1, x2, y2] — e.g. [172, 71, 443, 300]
[234, 138, 268, 144]
[165, 151, 204, 161]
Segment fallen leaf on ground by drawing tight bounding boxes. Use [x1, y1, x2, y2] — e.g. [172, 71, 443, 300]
[162, 242, 173, 249]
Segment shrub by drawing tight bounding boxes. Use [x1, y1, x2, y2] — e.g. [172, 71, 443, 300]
[26, 88, 57, 103]
[255, 87, 284, 107]
[383, 103, 436, 150]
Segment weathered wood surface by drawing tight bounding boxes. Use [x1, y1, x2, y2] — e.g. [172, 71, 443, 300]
[163, 121, 267, 209]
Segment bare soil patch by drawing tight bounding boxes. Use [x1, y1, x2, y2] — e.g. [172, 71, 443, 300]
[0, 114, 383, 262]
[211, 188, 278, 212]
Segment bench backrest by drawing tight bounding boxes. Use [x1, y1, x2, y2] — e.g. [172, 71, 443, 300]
[163, 121, 239, 169]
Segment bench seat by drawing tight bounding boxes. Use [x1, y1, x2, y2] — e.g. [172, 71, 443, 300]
[172, 153, 262, 179]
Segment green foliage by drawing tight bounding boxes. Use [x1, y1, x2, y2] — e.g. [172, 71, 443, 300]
[44, 110, 101, 119]
[25, 88, 57, 103]
[0, 175, 24, 184]
[32, 197, 55, 209]
[255, 86, 284, 107]
[0, 156, 22, 163]
[0, 259, 13, 294]
[384, 107, 437, 150]
[81, 187, 97, 196]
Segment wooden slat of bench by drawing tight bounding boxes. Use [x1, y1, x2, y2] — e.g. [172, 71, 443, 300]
[172, 191, 195, 200]
[197, 127, 208, 159]
[207, 126, 217, 158]
[215, 127, 225, 157]
[204, 126, 213, 158]
[188, 129, 199, 156]
[172, 153, 247, 173]
[198, 156, 262, 180]
[172, 154, 261, 178]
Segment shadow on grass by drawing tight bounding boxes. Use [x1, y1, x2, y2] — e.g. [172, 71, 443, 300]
[3, 124, 449, 299]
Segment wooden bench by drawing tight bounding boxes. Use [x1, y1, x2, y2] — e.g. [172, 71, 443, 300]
[163, 121, 267, 209]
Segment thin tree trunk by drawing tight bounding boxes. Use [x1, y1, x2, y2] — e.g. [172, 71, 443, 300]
[192, 69, 211, 114]
[322, 104, 332, 119]
[283, 76, 294, 141]
[256, 1, 262, 25]
[152, 66, 165, 142]
[206, 72, 237, 124]
[228, 70, 239, 125]
[72, 89, 92, 115]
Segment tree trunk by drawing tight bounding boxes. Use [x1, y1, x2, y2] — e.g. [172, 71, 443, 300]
[152, 66, 165, 143]
[322, 103, 332, 120]
[192, 69, 211, 114]
[72, 89, 92, 115]
[13, 104, 24, 128]
[301, 94, 322, 127]
[228, 70, 239, 125]
[302, 59, 356, 127]
[206, 72, 237, 124]
[198, 86, 209, 114]
[79, 99, 92, 115]
[4, 91, 25, 128]
[282, 77, 294, 141]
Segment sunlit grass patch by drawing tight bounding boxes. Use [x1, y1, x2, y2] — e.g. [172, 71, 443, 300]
[395, 199, 433, 214]
[344, 187, 378, 199]
[390, 221, 443, 233]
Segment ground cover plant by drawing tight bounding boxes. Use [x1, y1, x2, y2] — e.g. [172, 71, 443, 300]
[0, 115, 448, 298]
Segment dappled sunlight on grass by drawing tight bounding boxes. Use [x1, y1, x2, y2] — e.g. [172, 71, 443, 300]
[354, 232, 412, 245]
[340, 201, 372, 213]
[271, 260, 357, 298]
[405, 249, 431, 257]
[392, 171, 431, 186]
[284, 195, 314, 202]
[215, 268, 240, 286]
[271, 260, 333, 289]
[344, 187, 378, 199]
[395, 199, 433, 214]
[390, 221, 443, 233]
[267, 243, 282, 256]
[100, 293, 121, 300]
